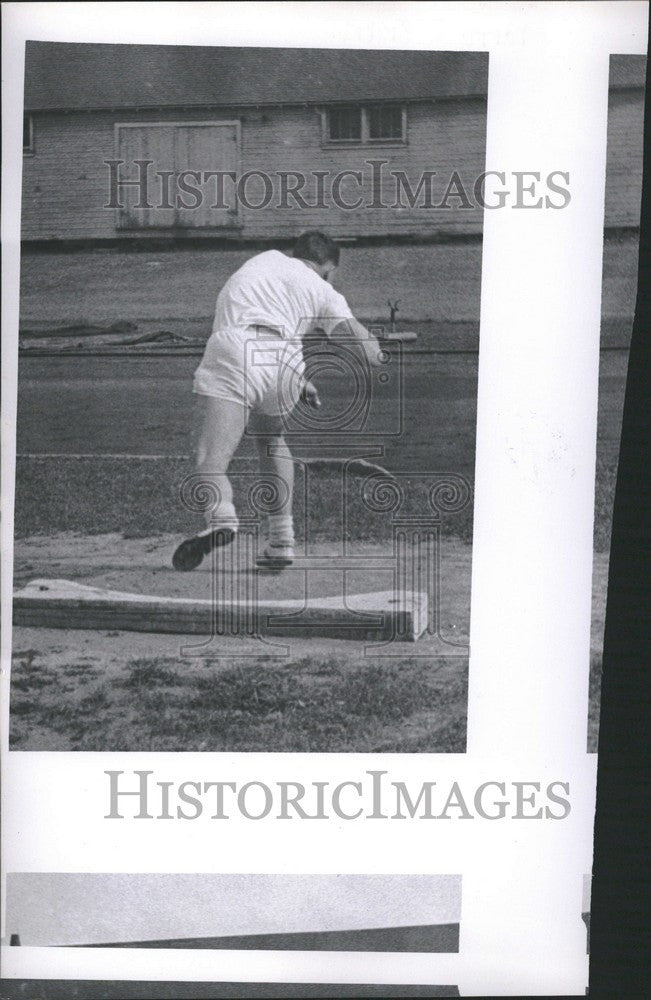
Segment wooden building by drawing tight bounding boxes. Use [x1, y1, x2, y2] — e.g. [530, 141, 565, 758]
[22, 43, 488, 243]
[21, 46, 645, 246]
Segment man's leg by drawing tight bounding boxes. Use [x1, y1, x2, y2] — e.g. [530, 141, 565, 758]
[173, 395, 248, 571]
[249, 411, 295, 564]
[195, 394, 249, 523]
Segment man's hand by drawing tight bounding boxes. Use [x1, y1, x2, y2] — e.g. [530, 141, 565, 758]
[300, 379, 321, 409]
[330, 317, 384, 367]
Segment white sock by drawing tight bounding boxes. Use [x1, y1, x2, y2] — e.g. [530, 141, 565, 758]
[267, 513, 294, 547]
[200, 500, 239, 536]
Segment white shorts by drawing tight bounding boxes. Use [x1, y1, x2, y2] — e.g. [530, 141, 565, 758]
[193, 327, 305, 416]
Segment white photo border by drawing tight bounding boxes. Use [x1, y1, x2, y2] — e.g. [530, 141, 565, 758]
[1, 2, 648, 996]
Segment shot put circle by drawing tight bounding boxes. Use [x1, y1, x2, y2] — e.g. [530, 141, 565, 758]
[281, 344, 372, 432]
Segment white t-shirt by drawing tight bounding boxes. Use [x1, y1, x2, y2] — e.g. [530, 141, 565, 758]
[212, 249, 354, 340]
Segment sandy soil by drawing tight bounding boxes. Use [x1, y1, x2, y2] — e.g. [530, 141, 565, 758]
[11, 532, 609, 671]
[12, 532, 472, 666]
[10, 534, 608, 752]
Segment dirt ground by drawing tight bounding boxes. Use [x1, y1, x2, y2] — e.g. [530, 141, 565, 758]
[10, 240, 629, 755]
[16, 348, 479, 470]
[18, 231, 639, 327]
[10, 532, 607, 752]
[19, 243, 485, 328]
[14, 347, 624, 550]
[10, 533, 472, 753]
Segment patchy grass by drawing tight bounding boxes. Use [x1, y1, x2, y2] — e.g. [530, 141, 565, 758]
[13, 456, 475, 544]
[14, 448, 617, 550]
[14, 331, 626, 552]
[9, 652, 468, 753]
[19, 243, 485, 329]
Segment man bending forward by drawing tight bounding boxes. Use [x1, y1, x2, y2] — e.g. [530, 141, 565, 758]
[172, 231, 381, 571]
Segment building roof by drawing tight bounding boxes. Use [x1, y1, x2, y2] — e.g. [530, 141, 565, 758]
[24, 42, 488, 111]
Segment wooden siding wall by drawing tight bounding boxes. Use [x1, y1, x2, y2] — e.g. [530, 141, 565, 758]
[21, 88, 643, 242]
[21, 102, 487, 240]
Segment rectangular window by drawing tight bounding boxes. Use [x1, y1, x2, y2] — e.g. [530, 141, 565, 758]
[324, 105, 406, 145]
[23, 113, 34, 154]
[328, 107, 362, 142]
[367, 105, 404, 141]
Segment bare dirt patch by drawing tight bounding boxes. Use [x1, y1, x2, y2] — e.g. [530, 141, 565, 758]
[11, 533, 471, 752]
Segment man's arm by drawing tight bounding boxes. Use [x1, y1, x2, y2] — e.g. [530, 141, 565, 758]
[329, 317, 384, 367]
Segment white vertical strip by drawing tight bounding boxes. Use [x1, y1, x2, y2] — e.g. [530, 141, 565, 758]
[468, 41, 611, 758]
[461, 20, 618, 998]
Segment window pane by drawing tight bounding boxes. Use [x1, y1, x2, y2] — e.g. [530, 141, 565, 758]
[23, 114, 32, 151]
[328, 107, 362, 141]
[368, 105, 403, 140]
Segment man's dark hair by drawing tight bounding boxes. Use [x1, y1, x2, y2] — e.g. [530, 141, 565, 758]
[292, 231, 340, 266]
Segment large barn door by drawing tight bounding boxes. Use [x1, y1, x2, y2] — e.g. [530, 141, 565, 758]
[115, 122, 239, 230]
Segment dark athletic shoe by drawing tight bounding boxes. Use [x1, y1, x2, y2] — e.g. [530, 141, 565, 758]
[172, 528, 235, 571]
